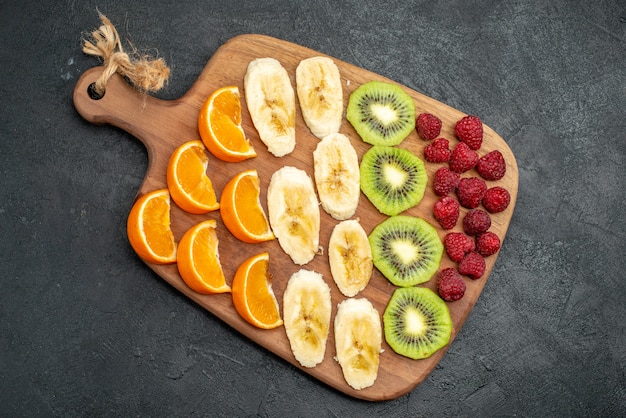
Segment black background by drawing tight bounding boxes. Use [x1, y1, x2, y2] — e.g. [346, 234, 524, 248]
[1, 0, 625, 416]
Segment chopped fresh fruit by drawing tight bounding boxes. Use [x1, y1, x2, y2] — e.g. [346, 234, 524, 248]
[449, 142, 479, 173]
[433, 196, 460, 230]
[483, 186, 511, 213]
[220, 169, 275, 244]
[462, 209, 492, 236]
[232, 252, 283, 329]
[459, 251, 486, 280]
[477, 150, 506, 181]
[328, 220, 373, 297]
[433, 167, 460, 196]
[476, 232, 501, 257]
[444, 232, 475, 262]
[177, 219, 230, 294]
[455, 115, 483, 150]
[424, 137, 451, 163]
[127, 189, 177, 264]
[416, 112, 442, 140]
[457, 177, 487, 209]
[438, 268, 466, 301]
[198, 85, 256, 162]
[166, 140, 219, 214]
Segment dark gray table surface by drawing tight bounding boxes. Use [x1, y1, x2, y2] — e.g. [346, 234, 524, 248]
[2, 0, 624, 416]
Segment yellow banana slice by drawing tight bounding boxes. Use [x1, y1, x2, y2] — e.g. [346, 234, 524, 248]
[296, 56, 343, 139]
[267, 166, 320, 265]
[334, 298, 382, 390]
[283, 269, 332, 368]
[244, 58, 296, 157]
[328, 219, 373, 297]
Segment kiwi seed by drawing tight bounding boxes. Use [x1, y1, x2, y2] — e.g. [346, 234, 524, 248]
[383, 286, 452, 360]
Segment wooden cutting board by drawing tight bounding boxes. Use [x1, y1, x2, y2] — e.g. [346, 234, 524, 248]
[73, 34, 518, 401]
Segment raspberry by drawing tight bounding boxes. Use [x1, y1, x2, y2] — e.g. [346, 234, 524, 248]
[463, 209, 491, 236]
[438, 268, 466, 301]
[476, 232, 501, 257]
[416, 113, 442, 140]
[456, 177, 487, 209]
[444, 232, 475, 262]
[454, 115, 483, 150]
[433, 196, 460, 230]
[433, 167, 460, 196]
[482, 186, 511, 213]
[424, 138, 451, 163]
[449, 142, 478, 173]
[477, 150, 506, 181]
[459, 251, 486, 280]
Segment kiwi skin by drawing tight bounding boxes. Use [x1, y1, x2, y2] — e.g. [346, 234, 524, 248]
[360, 146, 427, 216]
[383, 286, 452, 360]
[347, 81, 416, 146]
[368, 215, 443, 287]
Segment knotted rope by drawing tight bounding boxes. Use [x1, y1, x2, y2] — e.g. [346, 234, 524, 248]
[82, 12, 170, 98]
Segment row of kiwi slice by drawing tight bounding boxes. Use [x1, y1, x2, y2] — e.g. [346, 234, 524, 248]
[347, 81, 452, 360]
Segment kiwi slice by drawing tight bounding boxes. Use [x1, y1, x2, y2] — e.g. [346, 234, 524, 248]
[383, 286, 452, 360]
[368, 215, 443, 287]
[346, 81, 416, 146]
[360, 146, 427, 216]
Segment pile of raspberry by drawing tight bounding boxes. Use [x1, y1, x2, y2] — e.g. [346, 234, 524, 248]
[415, 112, 511, 302]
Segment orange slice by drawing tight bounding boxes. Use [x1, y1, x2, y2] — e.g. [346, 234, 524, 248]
[198, 85, 256, 162]
[166, 140, 220, 214]
[220, 169, 275, 243]
[232, 252, 283, 329]
[127, 189, 177, 264]
[176, 219, 231, 294]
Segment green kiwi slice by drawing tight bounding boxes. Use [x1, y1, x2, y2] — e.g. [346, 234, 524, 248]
[368, 215, 443, 287]
[346, 81, 416, 146]
[383, 286, 452, 360]
[360, 146, 427, 216]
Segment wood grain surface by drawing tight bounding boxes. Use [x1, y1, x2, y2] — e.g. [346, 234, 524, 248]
[73, 34, 518, 401]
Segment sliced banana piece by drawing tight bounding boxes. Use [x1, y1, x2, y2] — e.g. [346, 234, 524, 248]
[313, 133, 360, 220]
[244, 58, 296, 157]
[296, 56, 343, 139]
[283, 269, 332, 368]
[328, 219, 373, 297]
[267, 166, 320, 265]
[334, 298, 382, 390]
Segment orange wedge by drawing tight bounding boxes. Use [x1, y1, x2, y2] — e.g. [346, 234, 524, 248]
[220, 169, 275, 244]
[232, 252, 283, 329]
[198, 85, 256, 162]
[127, 189, 177, 264]
[176, 219, 231, 294]
[166, 140, 220, 214]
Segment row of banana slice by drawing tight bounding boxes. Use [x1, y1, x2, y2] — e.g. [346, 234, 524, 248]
[246, 56, 381, 390]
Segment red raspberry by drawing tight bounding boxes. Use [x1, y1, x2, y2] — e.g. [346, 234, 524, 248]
[482, 186, 511, 213]
[454, 115, 483, 150]
[433, 167, 460, 196]
[424, 138, 451, 163]
[459, 251, 486, 279]
[433, 196, 460, 230]
[456, 177, 487, 209]
[476, 232, 501, 257]
[463, 209, 491, 236]
[477, 150, 506, 181]
[444, 232, 475, 262]
[416, 113, 442, 140]
[449, 142, 478, 173]
[438, 268, 466, 301]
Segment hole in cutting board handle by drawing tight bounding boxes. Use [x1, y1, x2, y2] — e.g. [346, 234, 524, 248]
[87, 82, 104, 100]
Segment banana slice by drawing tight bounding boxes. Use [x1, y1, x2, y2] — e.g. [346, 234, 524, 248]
[296, 56, 343, 139]
[267, 166, 320, 265]
[244, 58, 296, 157]
[328, 219, 373, 297]
[283, 269, 332, 368]
[334, 298, 382, 390]
[313, 133, 360, 220]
